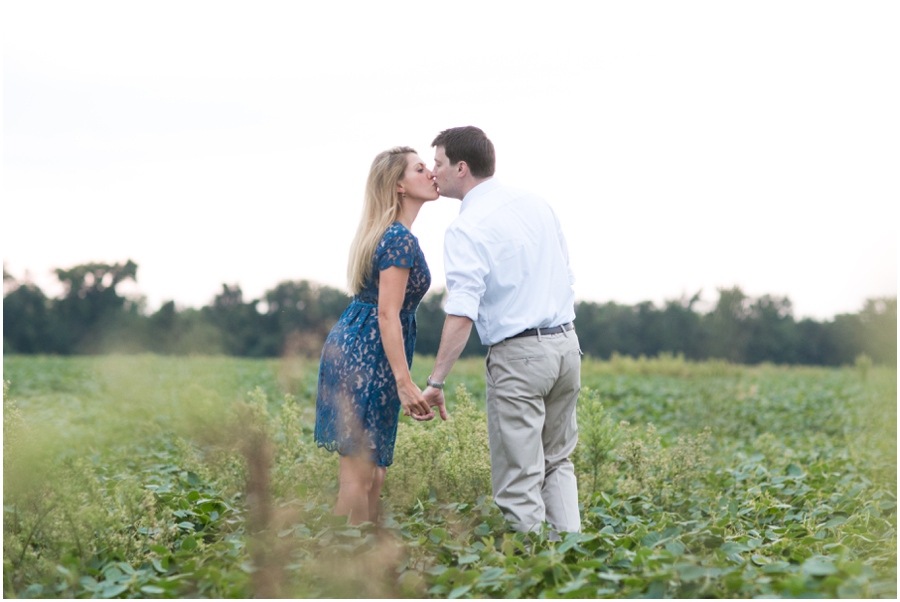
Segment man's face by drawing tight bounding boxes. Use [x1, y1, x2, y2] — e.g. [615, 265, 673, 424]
[432, 146, 461, 200]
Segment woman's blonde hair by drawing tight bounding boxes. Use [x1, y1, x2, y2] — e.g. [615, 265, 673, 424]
[347, 146, 416, 294]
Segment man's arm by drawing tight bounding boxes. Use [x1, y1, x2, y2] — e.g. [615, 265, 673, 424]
[420, 224, 482, 419]
[417, 314, 473, 421]
[431, 314, 474, 383]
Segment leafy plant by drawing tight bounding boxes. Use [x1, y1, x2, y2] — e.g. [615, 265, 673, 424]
[2, 355, 895, 598]
[616, 422, 712, 506]
[572, 387, 621, 499]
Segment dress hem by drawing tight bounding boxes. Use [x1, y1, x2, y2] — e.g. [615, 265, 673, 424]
[315, 439, 394, 468]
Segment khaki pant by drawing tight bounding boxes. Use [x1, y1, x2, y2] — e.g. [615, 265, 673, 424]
[485, 329, 581, 533]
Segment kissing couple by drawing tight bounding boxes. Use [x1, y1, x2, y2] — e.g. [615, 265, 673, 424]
[315, 126, 582, 537]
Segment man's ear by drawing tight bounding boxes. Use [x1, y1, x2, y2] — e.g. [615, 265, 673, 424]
[456, 161, 469, 178]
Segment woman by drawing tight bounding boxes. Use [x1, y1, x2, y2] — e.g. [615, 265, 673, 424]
[315, 146, 447, 524]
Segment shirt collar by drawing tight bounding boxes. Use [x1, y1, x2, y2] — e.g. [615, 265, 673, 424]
[460, 178, 500, 213]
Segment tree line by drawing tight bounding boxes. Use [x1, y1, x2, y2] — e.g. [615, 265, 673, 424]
[3, 261, 896, 366]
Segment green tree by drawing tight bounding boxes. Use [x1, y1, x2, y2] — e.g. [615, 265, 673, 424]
[634, 301, 664, 357]
[51, 260, 140, 353]
[202, 284, 265, 356]
[744, 295, 798, 364]
[574, 300, 642, 359]
[3, 281, 52, 354]
[793, 318, 831, 365]
[824, 313, 864, 366]
[658, 292, 705, 359]
[259, 280, 350, 357]
[859, 297, 897, 365]
[704, 286, 750, 362]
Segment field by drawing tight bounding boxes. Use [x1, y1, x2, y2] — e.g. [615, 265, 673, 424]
[3, 354, 896, 598]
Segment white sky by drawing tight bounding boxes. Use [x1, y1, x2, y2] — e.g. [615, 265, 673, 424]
[3, 1, 898, 320]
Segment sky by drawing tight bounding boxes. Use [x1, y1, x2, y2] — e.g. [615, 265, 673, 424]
[3, 1, 898, 321]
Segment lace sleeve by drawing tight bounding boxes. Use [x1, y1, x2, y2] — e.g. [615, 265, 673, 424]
[376, 225, 417, 272]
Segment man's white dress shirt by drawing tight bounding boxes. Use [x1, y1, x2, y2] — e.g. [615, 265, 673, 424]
[443, 179, 576, 346]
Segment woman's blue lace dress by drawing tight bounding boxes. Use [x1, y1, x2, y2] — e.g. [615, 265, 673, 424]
[315, 222, 431, 467]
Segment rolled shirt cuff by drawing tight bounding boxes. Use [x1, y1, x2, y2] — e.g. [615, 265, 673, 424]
[443, 290, 480, 322]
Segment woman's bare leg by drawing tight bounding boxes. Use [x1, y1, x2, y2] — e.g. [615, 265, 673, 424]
[334, 455, 376, 524]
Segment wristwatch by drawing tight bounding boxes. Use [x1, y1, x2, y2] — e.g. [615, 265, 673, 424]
[426, 376, 445, 390]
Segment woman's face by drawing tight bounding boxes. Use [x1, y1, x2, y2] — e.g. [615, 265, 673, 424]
[398, 154, 439, 203]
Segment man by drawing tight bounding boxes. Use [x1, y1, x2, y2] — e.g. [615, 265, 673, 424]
[422, 126, 582, 534]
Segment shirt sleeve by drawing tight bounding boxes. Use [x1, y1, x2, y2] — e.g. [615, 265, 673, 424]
[554, 211, 576, 286]
[376, 226, 417, 272]
[442, 225, 486, 320]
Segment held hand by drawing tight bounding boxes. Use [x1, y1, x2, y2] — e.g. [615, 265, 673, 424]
[398, 379, 435, 421]
[421, 386, 449, 421]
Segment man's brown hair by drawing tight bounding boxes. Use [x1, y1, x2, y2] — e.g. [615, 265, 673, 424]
[431, 126, 496, 178]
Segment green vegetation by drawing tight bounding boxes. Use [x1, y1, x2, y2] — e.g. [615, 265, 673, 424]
[4, 261, 897, 366]
[3, 354, 896, 598]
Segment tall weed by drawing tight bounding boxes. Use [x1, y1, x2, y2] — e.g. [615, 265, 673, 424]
[572, 387, 621, 500]
[269, 390, 339, 502]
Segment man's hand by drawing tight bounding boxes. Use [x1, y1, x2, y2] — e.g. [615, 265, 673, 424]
[420, 386, 449, 421]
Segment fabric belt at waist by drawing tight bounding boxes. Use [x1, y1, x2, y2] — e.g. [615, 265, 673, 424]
[507, 322, 574, 340]
[349, 299, 416, 315]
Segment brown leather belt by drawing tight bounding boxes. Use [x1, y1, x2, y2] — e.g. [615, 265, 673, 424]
[508, 322, 574, 339]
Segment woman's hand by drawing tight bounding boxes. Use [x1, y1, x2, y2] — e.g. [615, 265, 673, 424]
[397, 378, 435, 420]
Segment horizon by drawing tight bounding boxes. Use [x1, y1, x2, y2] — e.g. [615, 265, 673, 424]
[4, 257, 894, 322]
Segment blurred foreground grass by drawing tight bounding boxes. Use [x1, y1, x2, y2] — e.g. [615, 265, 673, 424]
[3, 354, 896, 598]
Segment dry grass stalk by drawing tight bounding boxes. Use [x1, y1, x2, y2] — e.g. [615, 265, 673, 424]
[237, 400, 295, 598]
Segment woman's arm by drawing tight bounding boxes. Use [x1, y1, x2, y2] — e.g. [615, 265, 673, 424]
[378, 266, 434, 420]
